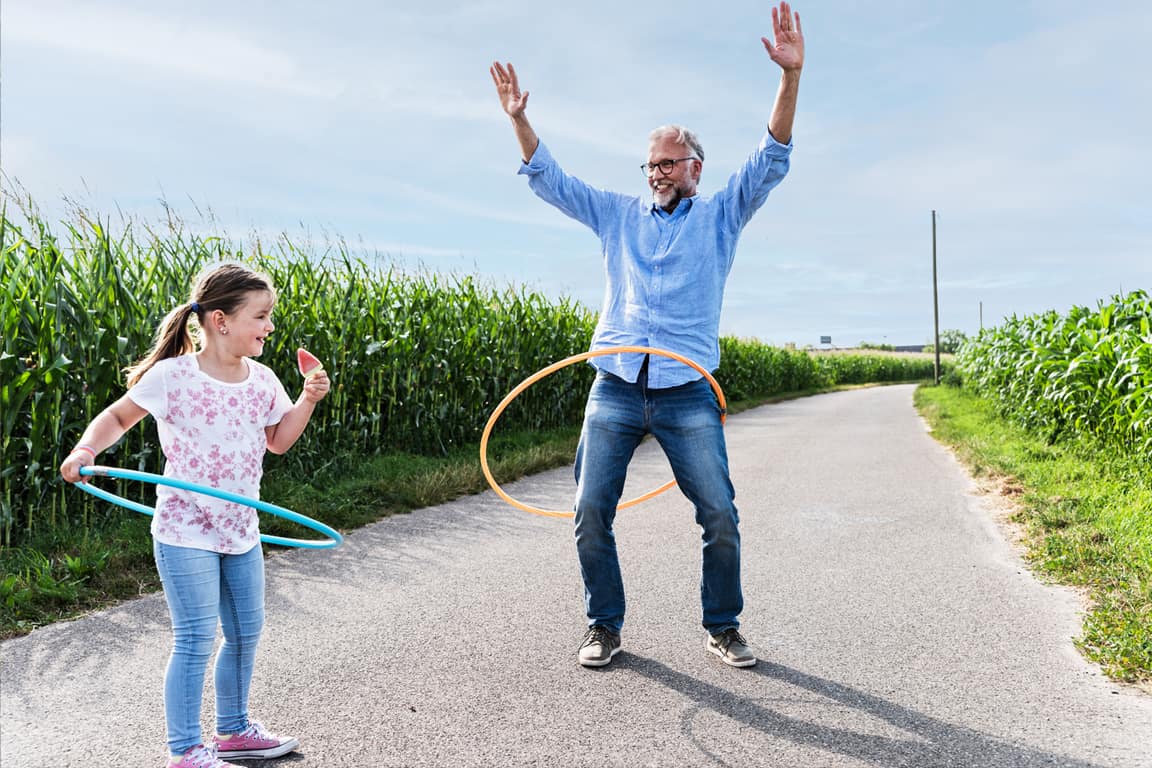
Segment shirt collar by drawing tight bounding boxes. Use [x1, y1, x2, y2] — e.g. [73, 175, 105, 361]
[650, 195, 698, 217]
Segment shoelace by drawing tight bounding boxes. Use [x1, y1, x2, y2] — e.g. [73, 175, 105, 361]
[717, 629, 747, 650]
[238, 722, 264, 740]
[224, 720, 278, 747]
[581, 626, 614, 648]
[181, 744, 224, 768]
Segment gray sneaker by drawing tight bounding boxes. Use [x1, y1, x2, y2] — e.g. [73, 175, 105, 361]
[707, 628, 756, 667]
[578, 625, 621, 667]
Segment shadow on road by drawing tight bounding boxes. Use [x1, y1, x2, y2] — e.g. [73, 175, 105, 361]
[621, 653, 1106, 768]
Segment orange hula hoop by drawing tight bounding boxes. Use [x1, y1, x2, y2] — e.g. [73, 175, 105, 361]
[479, 346, 727, 518]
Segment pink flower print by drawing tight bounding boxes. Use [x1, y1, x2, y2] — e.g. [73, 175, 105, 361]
[156, 497, 192, 542]
[225, 411, 243, 431]
[189, 506, 214, 536]
[167, 387, 189, 421]
[217, 457, 238, 485]
[205, 445, 223, 485]
[188, 388, 208, 420]
[165, 439, 187, 461]
[239, 444, 264, 483]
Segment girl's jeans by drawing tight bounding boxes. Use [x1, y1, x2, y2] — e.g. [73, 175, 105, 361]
[153, 540, 264, 755]
[573, 367, 743, 636]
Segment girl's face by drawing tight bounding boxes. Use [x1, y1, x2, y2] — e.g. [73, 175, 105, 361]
[221, 289, 276, 357]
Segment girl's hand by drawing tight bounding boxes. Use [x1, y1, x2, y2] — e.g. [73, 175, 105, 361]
[302, 371, 331, 403]
[60, 449, 93, 484]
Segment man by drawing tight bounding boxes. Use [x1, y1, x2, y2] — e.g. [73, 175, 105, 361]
[490, 1, 804, 668]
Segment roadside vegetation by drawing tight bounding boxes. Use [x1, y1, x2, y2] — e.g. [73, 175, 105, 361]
[916, 290, 1151, 685]
[0, 203, 942, 637]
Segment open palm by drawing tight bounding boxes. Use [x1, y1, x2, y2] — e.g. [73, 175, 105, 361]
[762, 1, 804, 71]
[490, 61, 529, 118]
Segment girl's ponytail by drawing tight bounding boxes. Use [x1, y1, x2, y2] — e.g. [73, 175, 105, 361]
[125, 303, 198, 386]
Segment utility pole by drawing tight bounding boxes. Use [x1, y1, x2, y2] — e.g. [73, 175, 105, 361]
[979, 301, 983, 331]
[931, 210, 940, 385]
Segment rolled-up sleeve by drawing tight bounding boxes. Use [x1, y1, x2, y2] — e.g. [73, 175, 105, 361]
[519, 142, 624, 236]
[720, 131, 792, 233]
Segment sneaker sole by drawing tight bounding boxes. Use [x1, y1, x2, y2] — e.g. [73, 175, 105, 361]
[578, 646, 621, 667]
[707, 641, 757, 668]
[217, 737, 300, 759]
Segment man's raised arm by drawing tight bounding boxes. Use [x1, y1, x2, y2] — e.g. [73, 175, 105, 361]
[490, 61, 540, 164]
[761, 1, 805, 145]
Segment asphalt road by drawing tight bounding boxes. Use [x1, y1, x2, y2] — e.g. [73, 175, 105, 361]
[4, 385, 1152, 767]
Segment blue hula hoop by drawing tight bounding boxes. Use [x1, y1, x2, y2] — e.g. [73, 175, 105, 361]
[77, 465, 342, 549]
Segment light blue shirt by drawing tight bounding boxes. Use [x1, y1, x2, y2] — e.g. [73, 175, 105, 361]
[518, 131, 792, 387]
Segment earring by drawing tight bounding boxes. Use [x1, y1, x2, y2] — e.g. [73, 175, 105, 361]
[220, 328, 229, 335]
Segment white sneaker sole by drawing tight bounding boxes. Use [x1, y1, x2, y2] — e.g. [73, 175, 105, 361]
[579, 645, 621, 667]
[217, 736, 300, 759]
[707, 639, 757, 667]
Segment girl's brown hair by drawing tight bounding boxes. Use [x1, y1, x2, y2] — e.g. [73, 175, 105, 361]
[125, 263, 276, 386]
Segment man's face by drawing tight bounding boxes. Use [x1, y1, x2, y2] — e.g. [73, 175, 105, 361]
[647, 135, 701, 211]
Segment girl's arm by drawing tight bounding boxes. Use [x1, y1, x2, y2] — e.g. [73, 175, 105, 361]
[59, 395, 150, 482]
[266, 371, 330, 455]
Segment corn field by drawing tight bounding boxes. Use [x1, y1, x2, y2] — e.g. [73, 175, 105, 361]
[0, 207, 605, 546]
[957, 291, 1152, 458]
[2, 204, 940, 548]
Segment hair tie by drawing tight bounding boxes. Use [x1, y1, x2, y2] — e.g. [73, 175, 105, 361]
[190, 302, 201, 313]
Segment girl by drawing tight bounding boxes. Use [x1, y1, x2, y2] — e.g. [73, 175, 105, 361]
[60, 262, 330, 768]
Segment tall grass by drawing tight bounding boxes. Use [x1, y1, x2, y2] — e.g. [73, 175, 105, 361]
[716, 341, 942, 400]
[957, 291, 1152, 458]
[811, 352, 942, 387]
[1, 206, 599, 546]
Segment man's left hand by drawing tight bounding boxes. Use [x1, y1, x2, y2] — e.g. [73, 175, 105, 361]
[762, 1, 804, 71]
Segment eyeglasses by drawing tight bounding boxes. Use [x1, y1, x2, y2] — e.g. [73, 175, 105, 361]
[640, 157, 698, 176]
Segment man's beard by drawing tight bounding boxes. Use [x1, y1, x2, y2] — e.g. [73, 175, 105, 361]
[652, 181, 685, 209]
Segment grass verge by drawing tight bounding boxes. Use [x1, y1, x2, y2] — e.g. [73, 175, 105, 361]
[915, 384, 1152, 686]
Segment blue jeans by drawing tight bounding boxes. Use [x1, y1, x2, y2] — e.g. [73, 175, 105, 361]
[153, 541, 264, 755]
[573, 366, 742, 636]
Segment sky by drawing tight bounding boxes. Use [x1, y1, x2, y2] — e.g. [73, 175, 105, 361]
[2, 0, 1149, 348]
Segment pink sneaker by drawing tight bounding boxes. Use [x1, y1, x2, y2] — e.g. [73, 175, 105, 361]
[168, 744, 241, 768]
[213, 721, 299, 760]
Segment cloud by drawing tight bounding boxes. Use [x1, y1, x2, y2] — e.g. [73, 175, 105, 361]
[5, 1, 339, 97]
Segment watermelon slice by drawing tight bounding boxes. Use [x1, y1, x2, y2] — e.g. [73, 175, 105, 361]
[297, 348, 325, 379]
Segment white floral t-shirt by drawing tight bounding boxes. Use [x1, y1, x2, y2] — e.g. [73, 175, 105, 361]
[128, 354, 294, 554]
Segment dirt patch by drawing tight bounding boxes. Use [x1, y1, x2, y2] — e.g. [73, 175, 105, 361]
[971, 474, 1032, 550]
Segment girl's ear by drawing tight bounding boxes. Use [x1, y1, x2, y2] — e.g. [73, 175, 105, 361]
[211, 309, 228, 334]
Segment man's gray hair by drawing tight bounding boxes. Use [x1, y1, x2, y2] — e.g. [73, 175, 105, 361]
[649, 124, 704, 161]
